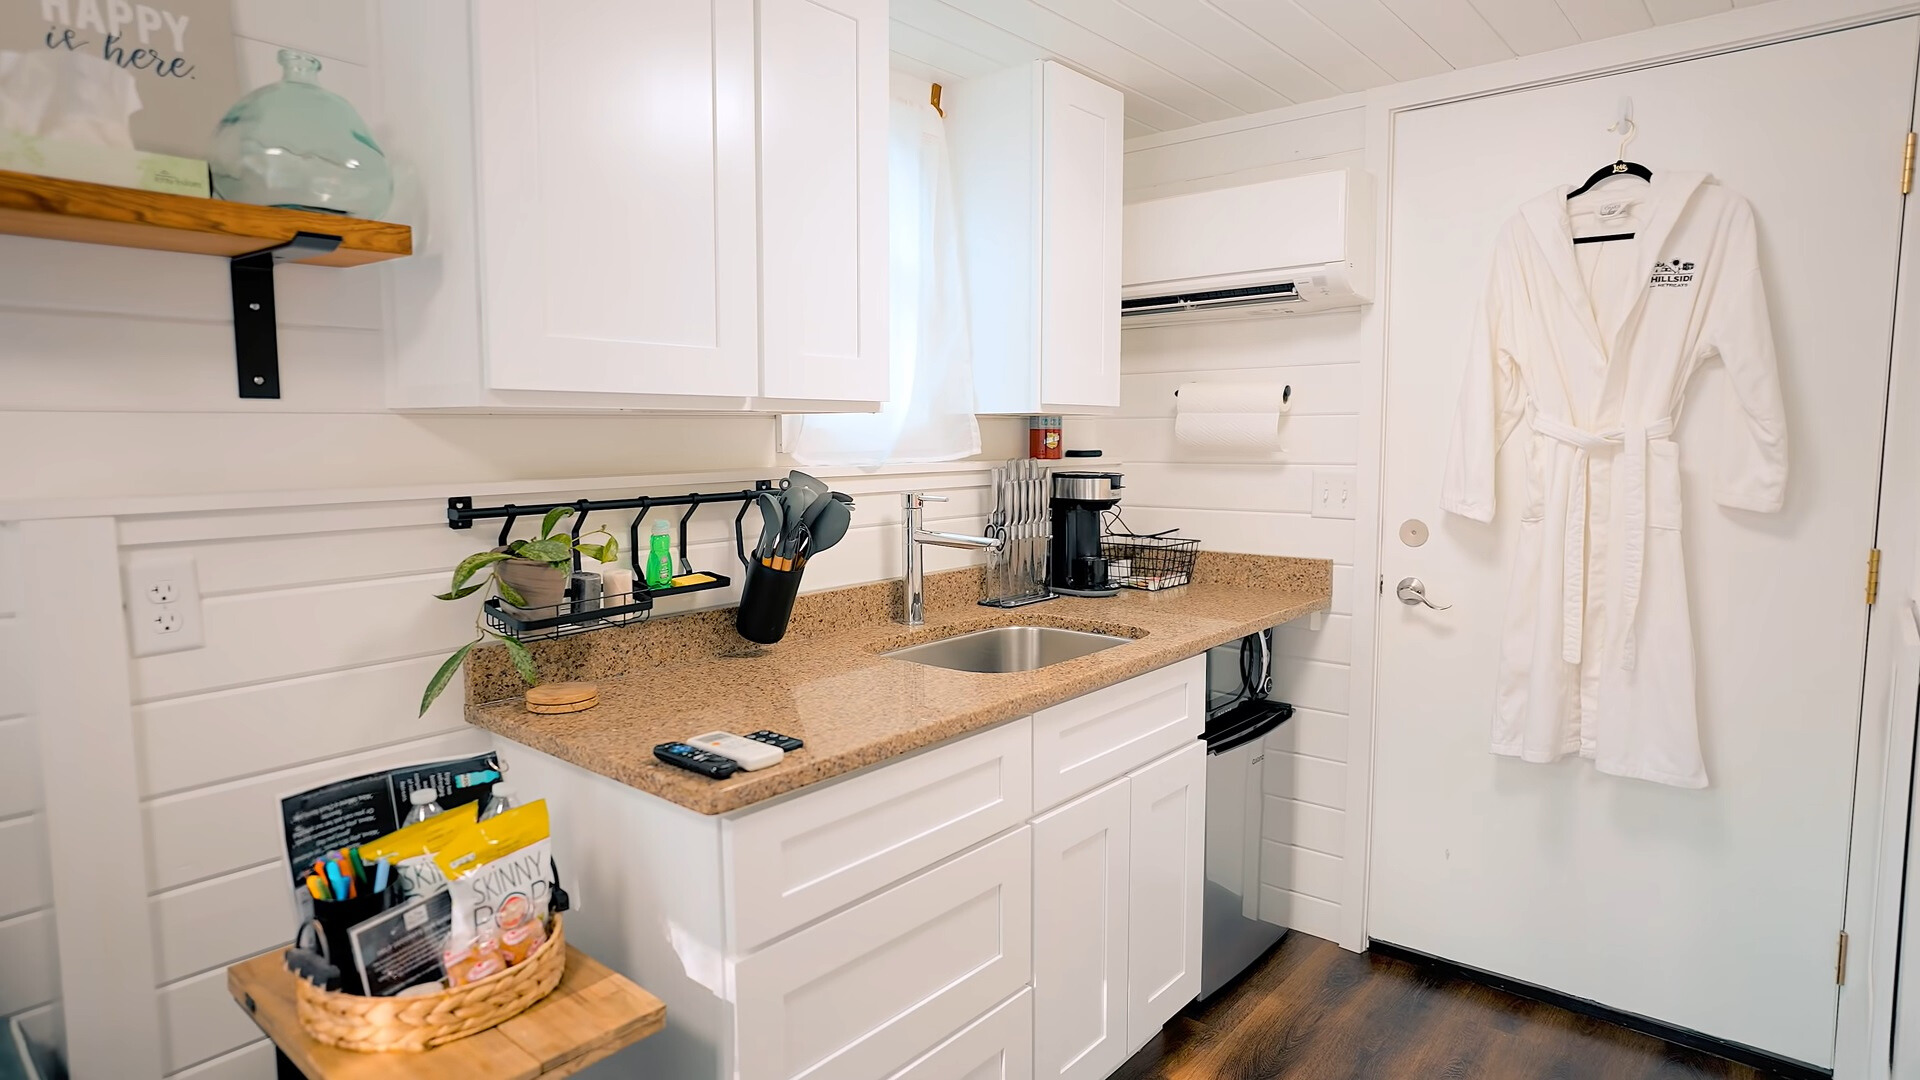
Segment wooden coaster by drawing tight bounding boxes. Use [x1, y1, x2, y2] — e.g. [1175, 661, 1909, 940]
[525, 682, 599, 714]
[527, 698, 598, 715]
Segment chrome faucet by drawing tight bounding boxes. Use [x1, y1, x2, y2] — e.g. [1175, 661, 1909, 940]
[903, 492, 1003, 626]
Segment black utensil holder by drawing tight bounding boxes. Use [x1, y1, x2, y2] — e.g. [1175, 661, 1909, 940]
[736, 560, 805, 644]
[307, 887, 399, 995]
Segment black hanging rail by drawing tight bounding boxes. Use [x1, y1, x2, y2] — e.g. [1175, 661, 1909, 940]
[445, 481, 782, 641]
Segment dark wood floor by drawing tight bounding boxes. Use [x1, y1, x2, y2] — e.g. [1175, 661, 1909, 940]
[1112, 934, 1781, 1080]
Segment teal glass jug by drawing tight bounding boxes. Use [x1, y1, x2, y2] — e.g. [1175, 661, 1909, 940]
[208, 50, 392, 218]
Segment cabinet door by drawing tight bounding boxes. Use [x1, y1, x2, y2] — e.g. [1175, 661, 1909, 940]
[757, 0, 889, 405]
[1126, 741, 1205, 1051]
[1037, 62, 1123, 411]
[889, 989, 1034, 1080]
[472, 0, 759, 397]
[732, 828, 1033, 1080]
[1032, 778, 1130, 1080]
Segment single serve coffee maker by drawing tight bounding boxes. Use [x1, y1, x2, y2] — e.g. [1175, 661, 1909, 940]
[1048, 471, 1123, 597]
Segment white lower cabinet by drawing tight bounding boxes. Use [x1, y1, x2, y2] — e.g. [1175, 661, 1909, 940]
[1124, 741, 1206, 1051]
[889, 989, 1035, 1080]
[1031, 778, 1131, 1080]
[517, 661, 1213, 1080]
[731, 827, 1034, 1080]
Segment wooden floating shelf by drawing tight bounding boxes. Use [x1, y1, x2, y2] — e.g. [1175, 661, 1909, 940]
[0, 169, 411, 266]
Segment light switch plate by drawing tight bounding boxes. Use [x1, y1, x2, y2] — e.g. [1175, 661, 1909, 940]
[1312, 468, 1356, 520]
[124, 552, 204, 656]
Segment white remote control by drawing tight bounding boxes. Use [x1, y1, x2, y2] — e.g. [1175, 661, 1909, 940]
[685, 731, 785, 771]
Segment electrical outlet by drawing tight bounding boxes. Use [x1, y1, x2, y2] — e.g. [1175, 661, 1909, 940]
[1312, 469, 1356, 520]
[125, 552, 204, 656]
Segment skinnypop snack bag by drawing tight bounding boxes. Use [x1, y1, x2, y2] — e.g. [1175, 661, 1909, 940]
[433, 800, 553, 947]
[357, 804, 478, 899]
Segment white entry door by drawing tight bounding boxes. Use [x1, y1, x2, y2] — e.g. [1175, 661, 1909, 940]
[1370, 21, 1919, 1068]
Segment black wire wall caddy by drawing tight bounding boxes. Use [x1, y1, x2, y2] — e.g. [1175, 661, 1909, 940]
[445, 482, 779, 641]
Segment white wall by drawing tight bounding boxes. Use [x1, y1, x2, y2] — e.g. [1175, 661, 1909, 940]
[0, 522, 60, 1063]
[1101, 107, 1370, 945]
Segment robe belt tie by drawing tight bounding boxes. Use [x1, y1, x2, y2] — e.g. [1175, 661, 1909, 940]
[1528, 414, 1674, 671]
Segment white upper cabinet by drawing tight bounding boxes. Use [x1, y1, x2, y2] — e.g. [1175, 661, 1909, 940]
[378, 0, 888, 411]
[757, 0, 890, 405]
[947, 61, 1124, 416]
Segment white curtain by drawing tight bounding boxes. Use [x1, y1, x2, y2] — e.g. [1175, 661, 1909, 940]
[788, 80, 980, 466]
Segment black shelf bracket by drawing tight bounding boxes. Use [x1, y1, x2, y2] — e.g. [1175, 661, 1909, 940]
[230, 231, 342, 399]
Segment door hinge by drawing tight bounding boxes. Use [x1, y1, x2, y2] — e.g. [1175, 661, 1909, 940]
[1837, 929, 1850, 985]
[1904, 132, 1915, 195]
[1868, 549, 1882, 605]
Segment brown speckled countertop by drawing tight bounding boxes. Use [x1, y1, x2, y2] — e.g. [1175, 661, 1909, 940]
[465, 552, 1331, 814]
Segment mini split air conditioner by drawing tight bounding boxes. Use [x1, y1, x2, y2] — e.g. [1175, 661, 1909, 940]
[1120, 168, 1374, 326]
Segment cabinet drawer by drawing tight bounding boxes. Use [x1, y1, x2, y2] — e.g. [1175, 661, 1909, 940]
[1032, 657, 1204, 811]
[725, 718, 1032, 952]
[732, 828, 1033, 1080]
[889, 988, 1034, 1080]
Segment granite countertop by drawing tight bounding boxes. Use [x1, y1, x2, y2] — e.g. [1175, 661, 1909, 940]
[464, 552, 1332, 814]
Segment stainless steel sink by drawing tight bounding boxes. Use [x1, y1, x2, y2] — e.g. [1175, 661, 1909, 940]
[882, 625, 1130, 673]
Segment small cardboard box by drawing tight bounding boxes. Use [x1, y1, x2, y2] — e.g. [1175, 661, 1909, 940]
[0, 131, 211, 197]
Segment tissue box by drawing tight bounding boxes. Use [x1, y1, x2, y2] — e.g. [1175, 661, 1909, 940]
[0, 131, 210, 198]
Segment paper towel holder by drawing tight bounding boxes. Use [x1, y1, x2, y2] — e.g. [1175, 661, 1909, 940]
[1174, 384, 1291, 403]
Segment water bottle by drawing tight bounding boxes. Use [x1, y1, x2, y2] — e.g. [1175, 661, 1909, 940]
[402, 786, 444, 826]
[479, 785, 516, 820]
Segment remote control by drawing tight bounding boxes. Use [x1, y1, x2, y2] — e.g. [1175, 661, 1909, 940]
[685, 731, 784, 771]
[746, 729, 805, 752]
[653, 742, 741, 779]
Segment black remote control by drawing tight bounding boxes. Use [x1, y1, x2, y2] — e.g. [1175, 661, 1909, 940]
[746, 729, 804, 751]
[654, 742, 741, 779]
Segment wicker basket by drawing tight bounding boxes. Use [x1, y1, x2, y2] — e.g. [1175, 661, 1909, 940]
[294, 915, 566, 1052]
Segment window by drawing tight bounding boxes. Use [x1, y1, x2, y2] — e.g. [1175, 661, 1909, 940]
[786, 78, 979, 466]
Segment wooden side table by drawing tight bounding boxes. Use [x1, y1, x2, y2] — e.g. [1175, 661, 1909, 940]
[227, 946, 665, 1080]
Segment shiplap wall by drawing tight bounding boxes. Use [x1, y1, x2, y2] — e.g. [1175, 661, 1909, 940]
[97, 465, 994, 1079]
[0, 522, 61, 1062]
[1104, 107, 1370, 944]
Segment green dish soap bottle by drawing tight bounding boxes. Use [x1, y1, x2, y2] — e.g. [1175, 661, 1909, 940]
[646, 519, 674, 590]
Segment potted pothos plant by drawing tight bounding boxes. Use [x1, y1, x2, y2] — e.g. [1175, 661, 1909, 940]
[419, 507, 619, 715]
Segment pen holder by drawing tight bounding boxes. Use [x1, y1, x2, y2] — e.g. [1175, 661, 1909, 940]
[736, 559, 805, 644]
[307, 888, 398, 996]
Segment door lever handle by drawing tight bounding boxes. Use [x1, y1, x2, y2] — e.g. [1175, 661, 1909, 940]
[1396, 577, 1451, 610]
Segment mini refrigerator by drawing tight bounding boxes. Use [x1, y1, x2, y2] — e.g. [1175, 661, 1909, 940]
[1199, 639, 1293, 1000]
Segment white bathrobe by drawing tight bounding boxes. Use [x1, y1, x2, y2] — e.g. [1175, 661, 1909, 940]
[1441, 173, 1787, 788]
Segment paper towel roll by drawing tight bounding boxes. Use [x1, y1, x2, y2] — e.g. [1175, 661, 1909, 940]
[1173, 382, 1291, 450]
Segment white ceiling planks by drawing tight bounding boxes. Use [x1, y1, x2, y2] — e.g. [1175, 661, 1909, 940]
[1116, 0, 1341, 103]
[1463, 0, 1582, 54]
[1028, 0, 1294, 114]
[1291, 0, 1448, 82]
[1211, 0, 1399, 93]
[1380, 0, 1516, 70]
[1644, 0, 1735, 22]
[893, 0, 1783, 135]
[1552, 0, 1656, 40]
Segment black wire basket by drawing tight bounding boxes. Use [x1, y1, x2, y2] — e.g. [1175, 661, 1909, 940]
[1101, 532, 1200, 591]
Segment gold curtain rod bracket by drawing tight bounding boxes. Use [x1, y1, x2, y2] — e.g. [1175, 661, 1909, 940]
[930, 83, 944, 117]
